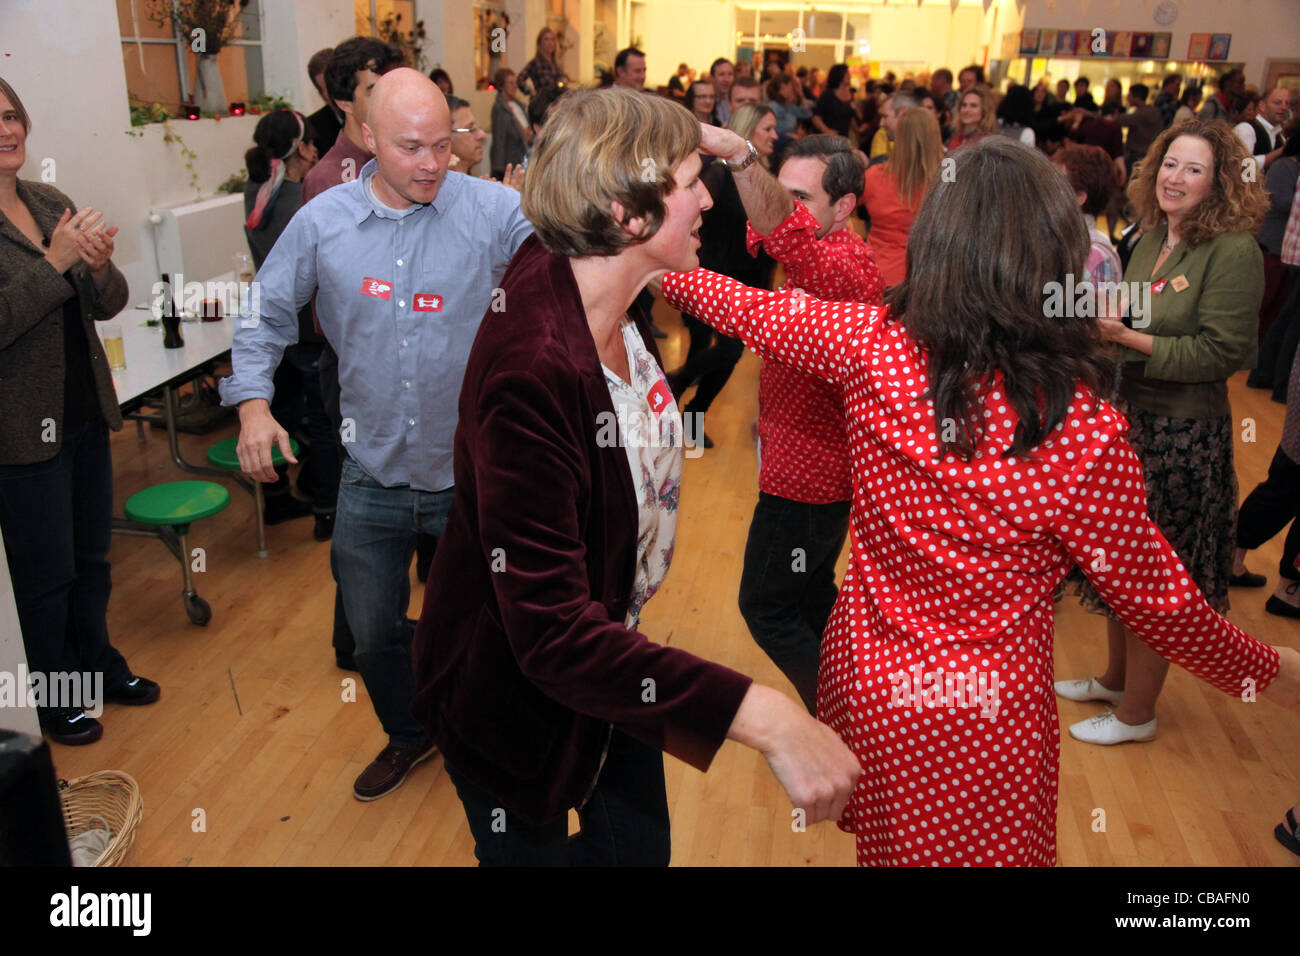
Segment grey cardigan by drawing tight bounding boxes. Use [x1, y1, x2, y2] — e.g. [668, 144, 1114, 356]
[0, 180, 127, 465]
[489, 96, 528, 174]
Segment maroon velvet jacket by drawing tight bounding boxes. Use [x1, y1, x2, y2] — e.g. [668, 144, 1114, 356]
[411, 236, 753, 825]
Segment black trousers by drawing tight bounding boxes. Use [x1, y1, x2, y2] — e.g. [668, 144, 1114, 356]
[1237, 446, 1300, 582]
[678, 314, 745, 414]
[738, 493, 850, 713]
[446, 729, 671, 867]
[0, 420, 132, 717]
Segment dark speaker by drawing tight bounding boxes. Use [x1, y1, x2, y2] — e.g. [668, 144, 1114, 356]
[0, 730, 72, 865]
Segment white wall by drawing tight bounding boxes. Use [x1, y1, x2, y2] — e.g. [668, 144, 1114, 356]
[0, 0, 403, 303]
[866, 4, 988, 72]
[638, 0, 735, 90]
[1023, 0, 1295, 86]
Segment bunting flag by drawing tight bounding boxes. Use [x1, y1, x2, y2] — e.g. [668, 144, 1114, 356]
[983, 0, 995, 14]
[951, 0, 961, 12]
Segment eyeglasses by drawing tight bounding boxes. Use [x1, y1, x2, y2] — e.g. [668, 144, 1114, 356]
[452, 123, 480, 134]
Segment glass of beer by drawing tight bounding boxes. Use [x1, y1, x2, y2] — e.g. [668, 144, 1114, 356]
[103, 319, 126, 370]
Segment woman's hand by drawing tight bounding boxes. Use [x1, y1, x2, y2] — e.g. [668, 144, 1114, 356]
[45, 207, 103, 273]
[1266, 645, 1300, 710]
[1098, 316, 1128, 344]
[727, 683, 861, 824]
[78, 223, 118, 282]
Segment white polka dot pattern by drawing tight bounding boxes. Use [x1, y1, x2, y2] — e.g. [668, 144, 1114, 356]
[661, 267, 1282, 867]
[746, 203, 884, 503]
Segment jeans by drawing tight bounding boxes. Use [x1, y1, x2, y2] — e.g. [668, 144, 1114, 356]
[1237, 446, 1300, 582]
[331, 456, 453, 748]
[737, 492, 850, 713]
[318, 343, 355, 658]
[0, 419, 132, 718]
[446, 729, 671, 866]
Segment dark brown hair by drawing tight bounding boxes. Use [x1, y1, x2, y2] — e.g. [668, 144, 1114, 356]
[1053, 143, 1116, 216]
[1127, 118, 1268, 247]
[887, 137, 1113, 460]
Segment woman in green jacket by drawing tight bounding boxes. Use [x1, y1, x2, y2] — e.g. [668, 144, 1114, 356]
[1059, 118, 1270, 745]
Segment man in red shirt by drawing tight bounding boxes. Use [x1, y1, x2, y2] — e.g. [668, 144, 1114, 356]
[700, 130, 884, 711]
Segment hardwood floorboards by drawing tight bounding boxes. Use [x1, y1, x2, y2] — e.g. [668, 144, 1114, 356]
[47, 301, 1300, 867]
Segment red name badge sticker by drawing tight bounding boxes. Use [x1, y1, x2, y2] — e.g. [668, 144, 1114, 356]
[1151, 278, 1168, 295]
[647, 379, 674, 419]
[413, 293, 443, 312]
[361, 277, 392, 300]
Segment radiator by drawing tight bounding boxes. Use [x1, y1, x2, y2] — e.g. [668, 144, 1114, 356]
[148, 192, 247, 283]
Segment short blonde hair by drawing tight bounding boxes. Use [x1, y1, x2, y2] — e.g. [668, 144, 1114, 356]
[523, 88, 701, 258]
[0, 76, 31, 133]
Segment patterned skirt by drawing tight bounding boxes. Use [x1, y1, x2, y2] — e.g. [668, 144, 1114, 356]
[1072, 407, 1237, 616]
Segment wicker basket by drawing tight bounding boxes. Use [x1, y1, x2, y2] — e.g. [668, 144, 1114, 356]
[58, 771, 143, 867]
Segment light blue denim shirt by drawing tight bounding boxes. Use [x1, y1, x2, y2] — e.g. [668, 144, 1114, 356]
[219, 160, 533, 492]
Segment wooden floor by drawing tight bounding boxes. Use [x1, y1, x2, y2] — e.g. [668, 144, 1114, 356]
[49, 302, 1300, 867]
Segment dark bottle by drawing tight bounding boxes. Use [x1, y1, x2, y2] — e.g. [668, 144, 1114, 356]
[160, 272, 184, 349]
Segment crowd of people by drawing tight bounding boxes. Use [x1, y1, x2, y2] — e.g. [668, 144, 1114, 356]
[4, 26, 1300, 867]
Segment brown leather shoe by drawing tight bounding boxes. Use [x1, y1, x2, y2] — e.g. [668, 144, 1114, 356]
[353, 742, 438, 801]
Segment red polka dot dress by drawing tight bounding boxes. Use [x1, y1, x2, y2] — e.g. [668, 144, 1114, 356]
[661, 269, 1281, 867]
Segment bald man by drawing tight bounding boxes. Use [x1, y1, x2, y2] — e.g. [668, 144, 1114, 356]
[221, 68, 533, 801]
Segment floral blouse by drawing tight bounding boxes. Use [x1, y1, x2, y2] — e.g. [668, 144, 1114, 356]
[600, 318, 683, 629]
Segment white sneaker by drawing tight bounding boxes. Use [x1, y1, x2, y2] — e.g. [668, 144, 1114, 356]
[1054, 677, 1124, 705]
[1068, 710, 1157, 745]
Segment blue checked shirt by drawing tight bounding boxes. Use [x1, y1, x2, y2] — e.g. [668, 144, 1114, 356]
[219, 160, 533, 491]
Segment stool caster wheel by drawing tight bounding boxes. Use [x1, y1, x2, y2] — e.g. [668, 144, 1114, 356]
[184, 593, 212, 626]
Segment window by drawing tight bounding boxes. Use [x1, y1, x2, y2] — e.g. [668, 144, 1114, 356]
[117, 0, 265, 114]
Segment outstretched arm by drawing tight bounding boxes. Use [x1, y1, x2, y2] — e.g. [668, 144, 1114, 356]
[1055, 427, 1285, 700]
[661, 268, 877, 388]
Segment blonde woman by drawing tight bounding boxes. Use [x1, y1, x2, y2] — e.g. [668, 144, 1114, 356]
[947, 85, 994, 149]
[517, 26, 567, 97]
[411, 89, 858, 865]
[860, 108, 944, 286]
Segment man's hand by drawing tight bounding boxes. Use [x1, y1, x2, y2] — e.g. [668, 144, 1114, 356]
[236, 398, 297, 483]
[727, 683, 861, 824]
[698, 123, 750, 165]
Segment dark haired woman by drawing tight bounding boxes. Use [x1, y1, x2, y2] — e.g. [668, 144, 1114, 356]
[1059, 120, 1272, 746]
[812, 64, 858, 140]
[995, 83, 1037, 147]
[489, 68, 529, 181]
[0, 77, 159, 745]
[243, 110, 335, 534]
[664, 134, 1300, 865]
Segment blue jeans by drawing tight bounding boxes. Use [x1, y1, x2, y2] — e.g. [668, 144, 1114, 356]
[331, 457, 452, 748]
[738, 492, 850, 714]
[0, 419, 132, 717]
[445, 729, 671, 866]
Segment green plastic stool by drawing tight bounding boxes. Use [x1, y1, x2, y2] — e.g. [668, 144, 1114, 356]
[206, 436, 299, 558]
[123, 481, 231, 626]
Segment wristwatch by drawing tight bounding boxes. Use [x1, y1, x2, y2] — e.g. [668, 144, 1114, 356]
[723, 139, 759, 173]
